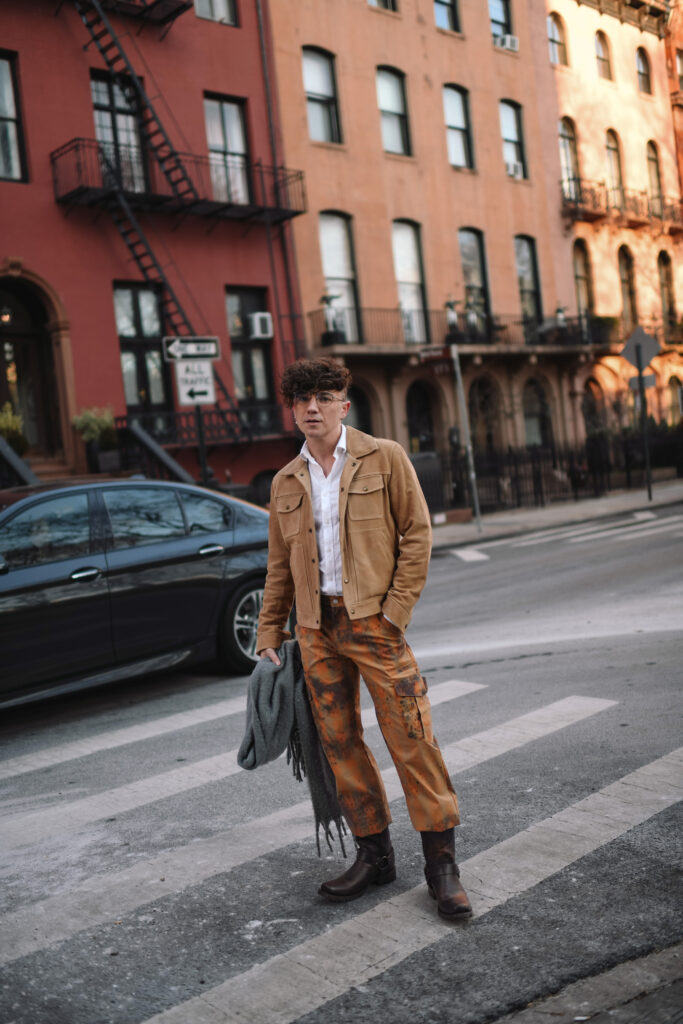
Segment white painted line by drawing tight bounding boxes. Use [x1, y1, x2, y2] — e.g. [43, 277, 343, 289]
[567, 515, 683, 545]
[0, 696, 613, 965]
[0, 680, 482, 852]
[633, 510, 657, 521]
[140, 747, 683, 1024]
[514, 514, 659, 548]
[449, 548, 490, 562]
[609, 519, 683, 542]
[0, 694, 248, 782]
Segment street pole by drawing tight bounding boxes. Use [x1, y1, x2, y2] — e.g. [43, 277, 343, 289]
[449, 341, 482, 533]
[635, 342, 652, 502]
[195, 405, 209, 486]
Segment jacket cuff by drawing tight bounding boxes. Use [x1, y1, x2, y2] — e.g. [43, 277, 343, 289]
[256, 628, 292, 654]
[381, 594, 411, 632]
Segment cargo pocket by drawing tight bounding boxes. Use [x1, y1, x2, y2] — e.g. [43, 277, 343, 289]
[394, 675, 433, 742]
[276, 493, 304, 539]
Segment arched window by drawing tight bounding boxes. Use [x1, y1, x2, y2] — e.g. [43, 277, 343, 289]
[605, 129, 624, 209]
[469, 376, 501, 453]
[618, 246, 637, 332]
[658, 252, 676, 329]
[547, 14, 567, 66]
[582, 378, 607, 435]
[406, 381, 435, 452]
[392, 220, 427, 343]
[647, 141, 662, 217]
[318, 212, 359, 342]
[595, 32, 612, 80]
[559, 117, 579, 200]
[636, 48, 652, 94]
[443, 86, 474, 168]
[376, 67, 411, 155]
[523, 379, 553, 448]
[573, 240, 593, 321]
[346, 385, 373, 433]
[667, 376, 682, 427]
[458, 228, 490, 331]
[301, 48, 342, 144]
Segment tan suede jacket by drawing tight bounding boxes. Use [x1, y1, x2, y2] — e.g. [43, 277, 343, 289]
[256, 427, 432, 653]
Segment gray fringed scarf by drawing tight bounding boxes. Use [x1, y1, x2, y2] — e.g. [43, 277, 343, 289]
[237, 640, 347, 856]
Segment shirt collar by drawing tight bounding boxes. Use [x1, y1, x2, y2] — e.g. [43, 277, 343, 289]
[300, 424, 347, 464]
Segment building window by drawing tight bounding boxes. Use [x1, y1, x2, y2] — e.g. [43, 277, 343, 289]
[636, 48, 652, 94]
[91, 73, 145, 192]
[606, 129, 624, 209]
[514, 235, 542, 323]
[443, 86, 473, 168]
[114, 285, 171, 418]
[523, 379, 553, 448]
[618, 246, 637, 332]
[667, 376, 682, 427]
[225, 287, 275, 430]
[318, 212, 359, 342]
[595, 32, 612, 80]
[647, 141, 662, 217]
[376, 68, 411, 155]
[458, 229, 490, 334]
[559, 117, 579, 200]
[194, 0, 236, 24]
[204, 95, 249, 204]
[469, 376, 502, 453]
[677, 51, 683, 91]
[302, 48, 341, 144]
[489, 0, 511, 37]
[547, 14, 567, 66]
[499, 100, 526, 177]
[0, 54, 24, 182]
[658, 252, 676, 329]
[573, 240, 593, 320]
[392, 221, 427, 344]
[435, 0, 460, 31]
[368, 0, 399, 10]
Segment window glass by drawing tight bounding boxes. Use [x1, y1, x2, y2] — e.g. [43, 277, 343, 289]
[637, 48, 652, 94]
[499, 101, 525, 171]
[302, 49, 340, 144]
[677, 51, 683, 91]
[318, 213, 359, 341]
[573, 241, 592, 318]
[514, 236, 542, 321]
[91, 73, 145, 192]
[368, 0, 398, 9]
[596, 33, 612, 80]
[392, 222, 426, 343]
[204, 96, 249, 203]
[489, 0, 510, 36]
[181, 492, 231, 533]
[458, 229, 489, 319]
[443, 87, 472, 168]
[377, 69, 410, 155]
[194, 0, 236, 23]
[0, 57, 22, 181]
[103, 487, 185, 549]
[548, 14, 567, 65]
[1, 494, 91, 570]
[139, 290, 161, 336]
[120, 351, 139, 405]
[114, 288, 136, 337]
[435, 0, 459, 31]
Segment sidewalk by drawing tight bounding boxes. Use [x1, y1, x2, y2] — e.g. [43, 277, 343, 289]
[431, 478, 683, 550]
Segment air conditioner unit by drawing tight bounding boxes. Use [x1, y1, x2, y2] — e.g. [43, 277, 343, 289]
[248, 312, 273, 339]
[494, 34, 519, 52]
[505, 161, 525, 179]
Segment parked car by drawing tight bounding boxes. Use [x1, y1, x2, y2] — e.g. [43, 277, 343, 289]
[0, 479, 271, 708]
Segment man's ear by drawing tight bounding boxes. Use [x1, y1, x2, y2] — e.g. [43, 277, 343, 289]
[340, 401, 351, 420]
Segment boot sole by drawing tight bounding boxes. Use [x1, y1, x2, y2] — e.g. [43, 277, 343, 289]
[319, 867, 397, 902]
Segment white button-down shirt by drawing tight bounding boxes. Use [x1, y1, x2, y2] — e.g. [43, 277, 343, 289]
[300, 425, 347, 596]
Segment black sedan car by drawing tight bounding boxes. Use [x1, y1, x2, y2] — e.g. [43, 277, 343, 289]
[0, 478, 271, 708]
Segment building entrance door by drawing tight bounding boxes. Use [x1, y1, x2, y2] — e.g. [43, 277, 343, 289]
[0, 279, 62, 456]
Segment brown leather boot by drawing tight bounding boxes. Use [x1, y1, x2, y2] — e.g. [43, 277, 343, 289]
[421, 828, 472, 920]
[318, 828, 396, 902]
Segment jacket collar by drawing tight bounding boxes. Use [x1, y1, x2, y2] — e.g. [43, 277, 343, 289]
[280, 426, 377, 479]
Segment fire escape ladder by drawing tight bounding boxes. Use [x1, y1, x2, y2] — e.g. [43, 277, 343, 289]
[73, 0, 199, 205]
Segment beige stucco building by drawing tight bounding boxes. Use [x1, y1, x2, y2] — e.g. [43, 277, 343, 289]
[266, 0, 682, 469]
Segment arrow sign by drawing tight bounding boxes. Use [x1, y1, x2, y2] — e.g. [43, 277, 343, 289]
[163, 336, 220, 362]
[175, 361, 216, 406]
[620, 326, 659, 370]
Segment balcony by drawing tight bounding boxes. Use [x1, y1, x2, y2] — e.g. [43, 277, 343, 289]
[561, 178, 608, 222]
[114, 404, 288, 449]
[571, 0, 667, 37]
[98, 0, 193, 23]
[50, 139, 306, 224]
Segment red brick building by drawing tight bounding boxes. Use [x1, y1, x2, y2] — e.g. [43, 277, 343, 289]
[0, 0, 305, 492]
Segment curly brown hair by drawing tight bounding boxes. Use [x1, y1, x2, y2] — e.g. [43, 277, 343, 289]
[280, 358, 352, 408]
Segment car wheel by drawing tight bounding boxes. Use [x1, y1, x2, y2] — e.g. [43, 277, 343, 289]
[219, 579, 264, 674]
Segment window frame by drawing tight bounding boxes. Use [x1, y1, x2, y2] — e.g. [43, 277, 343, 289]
[657, 251, 676, 328]
[458, 228, 491, 327]
[489, 0, 512, 38]
[605, 129, 624, 209]
[636, 48, 652, 94]
[434, 0, 460, 32]
[559, 117, 579, 198]
[368, 0, 399, 10]
[376, 67, 411, 156]
[391, 219, 429, 345]
[677, 50, 683, 91]
[91, 70, 148, 193]
[302, 47, 342, 145]
[547, 13, 567, 66]
[225, 286, 275, 425]
[572, 239, 594, 319]
[514, 235, 543, 323]
[203, 92, 250, 204]
[0, 51, 27, 183]
[318, 211, 361, 343]
[193, 0, 238, 25]
[595, 32, 612, 81]
[618, 246, 637, 331]
[443, 85, 474, 169]
[499, 100, 527, 177]
[647, 141, 663, 217]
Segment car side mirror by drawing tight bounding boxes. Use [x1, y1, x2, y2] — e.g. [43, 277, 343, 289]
[0, 555, 9, 575]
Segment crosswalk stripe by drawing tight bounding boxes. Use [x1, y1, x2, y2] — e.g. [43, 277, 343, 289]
[0, 695, 613, 965]
[514, 515, 660, 548]
[567, 515, 683, 545]
[140, 746, 683, 1024]
[0, 680, 482, 852]
[450, 547, 490, 562]
[609, 519, 683, 542]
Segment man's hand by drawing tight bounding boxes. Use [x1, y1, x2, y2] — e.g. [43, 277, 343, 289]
[258, 648, 281, 666]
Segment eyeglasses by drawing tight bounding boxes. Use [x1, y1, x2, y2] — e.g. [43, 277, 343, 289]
[292, 391, 346, 407]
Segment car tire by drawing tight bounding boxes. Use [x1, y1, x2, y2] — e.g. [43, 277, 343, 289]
[219, 578, 265, 675]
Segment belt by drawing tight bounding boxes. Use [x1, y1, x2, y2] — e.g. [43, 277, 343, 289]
[321, 595, 345, 607]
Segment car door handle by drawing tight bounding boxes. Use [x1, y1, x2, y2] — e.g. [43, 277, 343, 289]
[70, 567, 102, 582]
[198, 544, 225, 557]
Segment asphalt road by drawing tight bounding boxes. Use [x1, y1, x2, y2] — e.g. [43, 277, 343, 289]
[0, 505, 681, 1024]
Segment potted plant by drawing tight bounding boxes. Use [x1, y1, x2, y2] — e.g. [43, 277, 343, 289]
[0, 402, 29, 457]
[72, 406, 120, 473]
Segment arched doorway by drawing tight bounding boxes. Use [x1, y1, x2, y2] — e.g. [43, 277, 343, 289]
[523, 379, 553, 448]
[346, 385, 372, 434]
[0, 277, 63, 455]
[468, 376, 501, 453]
[582, 377, 607, 435]
[406, 380, 435, 452]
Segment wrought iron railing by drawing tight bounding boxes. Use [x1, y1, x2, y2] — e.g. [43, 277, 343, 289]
[99, 0, 192, 21]
[561, 178, 608, 220]
[50, 139, 306, 222]
[115, 404, 286, 450]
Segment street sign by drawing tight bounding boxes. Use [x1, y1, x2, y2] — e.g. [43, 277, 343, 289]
[620, 326, 659, 370]
[162, 336, 220, 362]
[629, 374, 655, 391]
[175, 361, 216, 405]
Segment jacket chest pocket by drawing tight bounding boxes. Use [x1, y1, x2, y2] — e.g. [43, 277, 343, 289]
[276, 493, 304, 538]
[347, 474, 384, 521]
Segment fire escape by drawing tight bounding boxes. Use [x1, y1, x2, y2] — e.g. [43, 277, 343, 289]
[51, 0, 306, 462]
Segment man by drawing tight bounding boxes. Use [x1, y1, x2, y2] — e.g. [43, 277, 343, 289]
[256, 358, 471, 920]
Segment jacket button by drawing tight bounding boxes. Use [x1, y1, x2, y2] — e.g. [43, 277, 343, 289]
[350, 609, 355, 614]
[344, 578, 349, 584]
[363, 486, 368, 491]
[312, 558, 316, 563]
[285, 504, 290, 509]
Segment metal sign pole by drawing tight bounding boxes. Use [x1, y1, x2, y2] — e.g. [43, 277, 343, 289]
[449, 342, 482, 533]
[635, 342, 652, 502]
[195, 405, 209, 486]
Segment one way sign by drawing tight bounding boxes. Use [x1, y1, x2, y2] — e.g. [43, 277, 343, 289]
[175, 361, 216, 405]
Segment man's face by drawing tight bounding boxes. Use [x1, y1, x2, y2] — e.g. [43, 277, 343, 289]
[292, 389, 350, 445]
